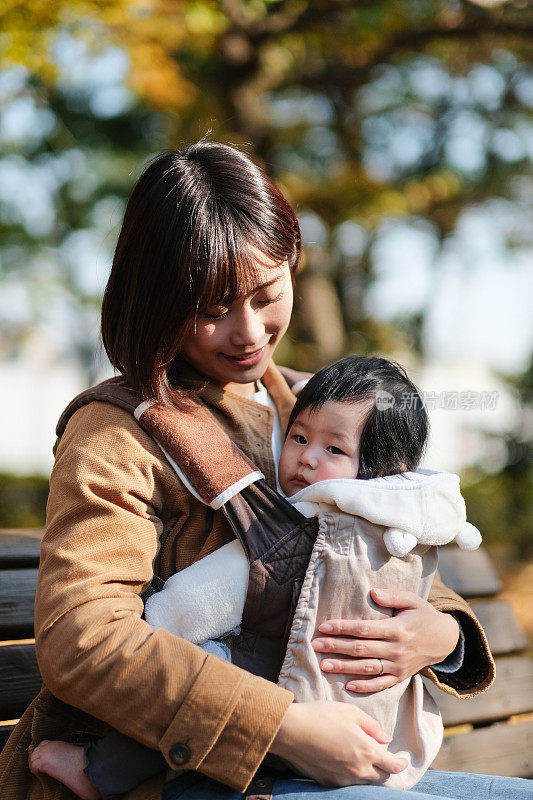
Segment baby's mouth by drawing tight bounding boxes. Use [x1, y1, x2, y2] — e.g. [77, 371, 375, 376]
[292, 473, 310, 487]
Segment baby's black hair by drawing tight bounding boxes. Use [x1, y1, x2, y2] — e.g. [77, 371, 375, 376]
[286, 355, 429, 479]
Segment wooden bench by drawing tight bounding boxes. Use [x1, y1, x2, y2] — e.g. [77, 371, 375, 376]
[430, 547, 533, 777]
[0, 529, 532, 778]
[0, 529, 42, 750]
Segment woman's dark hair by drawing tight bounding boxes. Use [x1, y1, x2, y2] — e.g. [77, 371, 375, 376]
[101, 140, 301, 403]
[286, 356, 429, 479]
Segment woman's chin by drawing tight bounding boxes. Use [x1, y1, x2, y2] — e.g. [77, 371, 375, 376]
[219, 354, 272, 388]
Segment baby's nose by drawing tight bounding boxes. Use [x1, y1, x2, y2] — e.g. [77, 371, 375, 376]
[299, 447, 318, 468]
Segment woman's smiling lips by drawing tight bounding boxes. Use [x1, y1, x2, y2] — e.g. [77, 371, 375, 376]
[222, 347, 266, 368]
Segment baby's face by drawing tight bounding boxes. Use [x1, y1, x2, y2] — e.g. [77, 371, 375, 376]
[278, 400, 373, 497]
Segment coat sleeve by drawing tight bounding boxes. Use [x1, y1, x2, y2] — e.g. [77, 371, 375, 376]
[34, 402, 293, 793]
[424, 571, 495, 698]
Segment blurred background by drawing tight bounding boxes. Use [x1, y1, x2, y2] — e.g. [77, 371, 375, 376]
[0, 1, 531, 637]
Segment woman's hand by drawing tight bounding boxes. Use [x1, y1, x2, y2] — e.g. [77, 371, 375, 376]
[311, 588, 460, 693]
[269, 701, 408, 786]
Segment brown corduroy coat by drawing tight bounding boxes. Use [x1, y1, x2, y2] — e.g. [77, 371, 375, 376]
[0, 364, 494, 800]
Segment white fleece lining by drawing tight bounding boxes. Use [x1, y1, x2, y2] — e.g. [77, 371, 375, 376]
[134, 399, 155, 420]
[210, 472, 265, 510]
[434, 627, 465, 672]
[289, 470, 481, 555]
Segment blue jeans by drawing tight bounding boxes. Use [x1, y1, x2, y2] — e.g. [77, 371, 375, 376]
[162, 770, 532, 800]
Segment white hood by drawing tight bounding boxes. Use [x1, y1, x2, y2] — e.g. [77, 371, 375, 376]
[289, 468, 481, 557]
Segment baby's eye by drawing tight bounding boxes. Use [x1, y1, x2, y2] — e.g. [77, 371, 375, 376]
[292, 434, 307, 444]
[326, 446, 347, 455]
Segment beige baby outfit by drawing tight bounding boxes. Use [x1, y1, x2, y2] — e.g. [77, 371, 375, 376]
[277, 469, 481, 790]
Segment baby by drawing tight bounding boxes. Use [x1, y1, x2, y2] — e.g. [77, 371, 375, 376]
[29, 355, 480, 797]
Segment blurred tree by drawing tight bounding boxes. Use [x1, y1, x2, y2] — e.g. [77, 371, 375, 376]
[463, 354, 533, 555]
[0, 0, 532, 372]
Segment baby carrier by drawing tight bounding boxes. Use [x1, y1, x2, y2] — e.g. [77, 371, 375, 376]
[55, 375, 320, 684]
[54, 375, 488, 796]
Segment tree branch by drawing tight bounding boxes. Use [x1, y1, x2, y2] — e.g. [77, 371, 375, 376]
[290, 16, 533, 92]
[219, 0, 375, 39]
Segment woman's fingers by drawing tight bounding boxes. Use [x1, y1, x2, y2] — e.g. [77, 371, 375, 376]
[320, 657, 393, 676]
[370, 587, 423, 610]
[352, 708, 391, 744]
[313, 591, 457, 689]
[312, 635, 397, 659]
[374, 748, 409, 776]
[346, 674, 399, 693]
[317, 618, 392, 639]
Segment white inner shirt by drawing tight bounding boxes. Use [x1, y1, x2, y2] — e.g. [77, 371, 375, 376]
[250, 381, 284, 491]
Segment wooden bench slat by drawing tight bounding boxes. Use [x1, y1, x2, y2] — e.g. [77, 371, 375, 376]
[0, 569, 38, 638]
[0, 532, 41, 568]
[433, 718, 533, 777]
[427, 655, 533, 727]
[469, 599, 528, 656]
[0, 529, 44, 539]
[0, 531, 529, 780]
[438, 547, 502, 598]
[0, 724, 16, 752]
[0, 643, 41, 718]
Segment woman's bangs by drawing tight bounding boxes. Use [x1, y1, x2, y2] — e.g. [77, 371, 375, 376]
[195, 231, 287, 312]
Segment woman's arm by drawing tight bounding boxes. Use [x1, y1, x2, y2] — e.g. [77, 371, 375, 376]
[311, 582, 495, 697]
[35, 402, 293, 793]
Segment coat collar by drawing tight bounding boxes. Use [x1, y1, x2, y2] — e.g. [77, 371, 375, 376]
[171, 358, 297, 436]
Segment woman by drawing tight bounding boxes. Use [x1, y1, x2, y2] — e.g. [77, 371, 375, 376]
[1, 140, 526, 800]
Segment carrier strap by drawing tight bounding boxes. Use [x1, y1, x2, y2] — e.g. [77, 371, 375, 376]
[55, 370, 320, 684]
[55, 377, 262, 508]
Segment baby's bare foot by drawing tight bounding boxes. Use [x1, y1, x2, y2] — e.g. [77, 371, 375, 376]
[29, 740, 100, 800]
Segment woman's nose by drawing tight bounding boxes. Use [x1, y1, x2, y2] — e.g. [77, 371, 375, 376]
[230, 306, 265, 346]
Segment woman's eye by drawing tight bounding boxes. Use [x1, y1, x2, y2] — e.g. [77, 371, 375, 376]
[258, 291, 284, 306]
[327, 446, 346, 455]
[204, 308, 229, 320]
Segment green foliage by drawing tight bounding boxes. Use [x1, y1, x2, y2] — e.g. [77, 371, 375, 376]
[463, 353, 533, 556]
[1, 1, 532, 369]
[463, 466, 533, 557]
[0, 472, 48, 528]
[0, 0, 531, 501]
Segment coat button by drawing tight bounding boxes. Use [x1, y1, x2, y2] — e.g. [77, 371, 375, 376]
[255, 778, 268, 790]
[169, 743, 191, 766]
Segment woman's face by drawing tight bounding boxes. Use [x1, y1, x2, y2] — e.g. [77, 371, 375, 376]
[181, 254, 293, 396]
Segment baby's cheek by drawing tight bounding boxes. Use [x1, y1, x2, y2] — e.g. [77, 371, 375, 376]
[320, 461, 358, 482]
[277, 452, 291, 494]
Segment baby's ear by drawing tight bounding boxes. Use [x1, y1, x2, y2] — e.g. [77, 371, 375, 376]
[383, 528, 418, 557]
